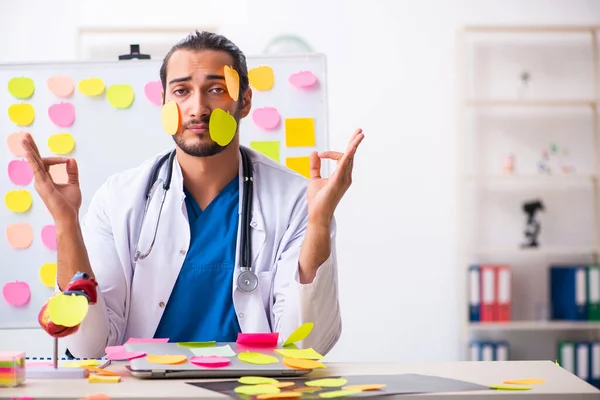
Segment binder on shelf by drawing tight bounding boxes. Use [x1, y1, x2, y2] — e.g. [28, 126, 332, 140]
[480, 265, 496, 322]
[550, 265, 587, 321]
[588, 265, 600, 321]
[558, 341, 575, 374]
[576, 342, 590, 383]
[495, 265, 511, 322]
[468, 265, 480, 322]
[591, 342, 600, 389]
[469, 341, 509, 361]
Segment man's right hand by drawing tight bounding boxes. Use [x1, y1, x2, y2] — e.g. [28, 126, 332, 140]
[22, 133, 82, 222]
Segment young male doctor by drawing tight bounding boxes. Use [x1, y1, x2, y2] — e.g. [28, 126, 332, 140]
[22, 30, 364, 358]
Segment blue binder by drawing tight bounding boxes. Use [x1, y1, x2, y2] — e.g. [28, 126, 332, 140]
[550, 265, 587, 320]
[468, 265, 480, 322]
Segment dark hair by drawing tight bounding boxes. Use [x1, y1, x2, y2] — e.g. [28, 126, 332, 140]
[159, 30, 249, 104]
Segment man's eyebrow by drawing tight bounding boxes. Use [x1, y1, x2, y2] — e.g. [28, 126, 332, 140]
[168, 76, 192, 85]
[206, 74, 225, 81]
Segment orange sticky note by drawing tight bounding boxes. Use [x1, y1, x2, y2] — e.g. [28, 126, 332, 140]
[285, 118, 315, 147]
[5, 223, 33, 249]
[282, 357, 324, 370]
[503, 379, 545, 385]
[257, 392, 302, 399]
[161, 100, 181, 136]
[146, 354, 187, 364]
[286, 157, 310, 179]
[224, 65, 240, 101]
[249, 65, 275, 91]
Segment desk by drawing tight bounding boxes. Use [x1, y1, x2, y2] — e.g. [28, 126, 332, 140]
[3, 360, 599, 399]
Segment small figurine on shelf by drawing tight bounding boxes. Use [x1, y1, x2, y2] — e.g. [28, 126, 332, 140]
[521, 199, 545, 248]
[503, 153, 515, 174]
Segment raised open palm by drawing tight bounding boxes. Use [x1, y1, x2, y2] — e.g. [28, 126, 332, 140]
[21, 133, 82, 222]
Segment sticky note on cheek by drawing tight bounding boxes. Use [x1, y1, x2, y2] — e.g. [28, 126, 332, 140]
[224, 65, 240, 101]
[209, 108, 237, 146]
[161, 100, 181, 136]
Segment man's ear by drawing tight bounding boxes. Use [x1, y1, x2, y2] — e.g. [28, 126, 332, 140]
[239, 87, 253, 118]
[161, 90, 165, 105]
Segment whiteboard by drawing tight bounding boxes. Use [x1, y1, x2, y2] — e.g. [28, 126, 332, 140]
[0, 54, 329, 329]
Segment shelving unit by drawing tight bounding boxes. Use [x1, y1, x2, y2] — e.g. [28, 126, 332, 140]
[456, 25, 600, 362]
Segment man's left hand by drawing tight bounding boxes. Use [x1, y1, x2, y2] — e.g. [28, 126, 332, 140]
[306, 128, 365, 226]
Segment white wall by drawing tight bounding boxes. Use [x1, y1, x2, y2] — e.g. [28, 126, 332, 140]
[1, 0, 599, 362]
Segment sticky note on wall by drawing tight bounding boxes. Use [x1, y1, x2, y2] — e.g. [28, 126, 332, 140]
[286, 157, 311, 179]
[285, 118, 315, 147]
[250, 141, 280, 162]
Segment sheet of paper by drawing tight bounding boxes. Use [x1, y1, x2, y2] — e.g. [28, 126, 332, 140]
[237, 351, 279, 365]
[288, 70, 318, 88]
[2, 281, 31, 306]
[235, 385, 281, 396]
[285, 118, 315, 147]
[250, 141, 280, 162]
[49, 163, 68, 184]
[209, 108, 237, 146]
[6, 223, 33, 249]
[78, 78, 105, 96]
[39, 262, 57, 288]
[189, 344, 236, 357]
[48, 293, 89, 327]
[318, 390, 361, 398]
[252, 107, 280, 130]
[7, 160, 33, 186]
[125, 337, 169, 344]
[274, 348, 323, 360]
[8, 103, 35, 126]
[47, 75, 74, 98]
[146, 354, 187, 365]
[48, 102, 75, 127]
[285, 157, 310, 179]
[161, 101, 181, 136]
[144, 81, 162, 105]
[283, 322, 314, 346]
[41, 224, 57, 250]
[48, 133, 75, 155]
[177, 341, 216, 348]
[306, 378, 347, 388]
[7, 132, 27, 157]
[5, 189, 33, 213]
[249, 66, 275, 91]
[190, 356, 230, 368]
[106, 84, 135, 109]
[224, 65, 240, 101]
[8, 77, 35, 99]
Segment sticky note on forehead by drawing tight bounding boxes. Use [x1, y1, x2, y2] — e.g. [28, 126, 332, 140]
[224, 65, 240, 101]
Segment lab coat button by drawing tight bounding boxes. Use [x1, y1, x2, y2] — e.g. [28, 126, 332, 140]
[179, 249, 186, 256]
[159, 301, 165, 308]
[250, 221, 257, 227]
[239, 313, 244, 318]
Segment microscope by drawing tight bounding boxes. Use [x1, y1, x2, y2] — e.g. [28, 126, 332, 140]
[521, 199, 545, 248]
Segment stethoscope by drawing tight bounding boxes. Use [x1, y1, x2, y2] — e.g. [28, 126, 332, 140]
[133, 146, 258, 293]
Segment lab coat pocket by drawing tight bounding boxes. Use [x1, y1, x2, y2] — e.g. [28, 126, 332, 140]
[258, 271, 274, 319]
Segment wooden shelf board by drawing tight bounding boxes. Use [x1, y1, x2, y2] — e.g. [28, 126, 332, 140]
[469, 321, 600, 331]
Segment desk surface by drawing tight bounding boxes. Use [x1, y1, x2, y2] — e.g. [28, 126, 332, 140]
[3, 360, 599, 399]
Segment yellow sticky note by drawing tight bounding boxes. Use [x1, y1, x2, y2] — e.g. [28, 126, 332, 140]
[490, 384, 532, 390]
[88, 374, 121, 383]
[146, 354, 187, 364]
[224, 65, 240, 101]
[257, 392, 302, 399]
[5, 190, 33, 213]
[235, 385, 281, 396]
[48, 133, 75, 155]
[275, 348, 323, 360]
[282, 357, 325, 370]
[8, 103, 35, 126]
[8, 77, 35, 99]
[250, 141, 280, 162]
[48, 292, 89, 327]
[39, 263, 57, 288]
[285, 118, 315, 147]
[106, 84, 134, 109]
[161, 100, 181, 136]
[283, 322, 314, 346]
[249, 65, 275, 91]
[319, 390, 361, 398]
[239, 376, 280, 385]
[343, 384, 386, 391]
[209, 108, 237, 146]
[63, 359, 100, 368]
[78, 78, 105, 96]
[177, 341, 216, 348]
[238, 351, 279, 365]
[306, 378, 347, 388]
[503, 379, 545, 385]
[286, 157, 310, 178]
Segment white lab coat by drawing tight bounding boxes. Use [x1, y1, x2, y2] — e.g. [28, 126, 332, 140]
[62, 147, 342, 358]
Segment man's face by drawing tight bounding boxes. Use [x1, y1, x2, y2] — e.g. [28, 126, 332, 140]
[164, 49, 250, 157]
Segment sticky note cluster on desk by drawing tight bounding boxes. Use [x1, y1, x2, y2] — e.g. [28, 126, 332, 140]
[0, 351, 25, 387]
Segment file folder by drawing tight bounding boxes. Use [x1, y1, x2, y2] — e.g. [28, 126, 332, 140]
[495, 265, 511, 321]
[558, 341, 575, 374]
[591, 342, 600, 388]
[480, 265, 496, 321]
[550, 265, 587, 320]
[468, 265, 480, 322]
[588, 265, 600, 321]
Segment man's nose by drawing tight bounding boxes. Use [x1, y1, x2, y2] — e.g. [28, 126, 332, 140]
[189, 92, 210, 119]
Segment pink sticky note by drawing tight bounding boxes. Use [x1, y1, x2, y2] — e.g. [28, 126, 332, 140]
[237, 332, 279, 346]
[41, 224, 57, 250]
[48, 102, 75, 127]
[8, 159, 33, 186]
[190, 356, 230, 368]
[252, 107, 281, 130]
[289, 70, 318, 88]
[6, 223, 33, 249]
[2, 281, 31, 306]
[105, 345, 124, 354]
[106, 351, 146, 361]
[47, 75, 74, 98]
[144, 81, 163, 105]
[125, 337, 169, 344]
[7, 132, 27, 157]
[49, 163, 68, 184]
[26, 361, 54, 367]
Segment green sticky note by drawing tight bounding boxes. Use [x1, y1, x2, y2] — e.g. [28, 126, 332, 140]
[250, 141, 280, 162]
[490, 384, 532, 390]
[177, 341, 216, 348]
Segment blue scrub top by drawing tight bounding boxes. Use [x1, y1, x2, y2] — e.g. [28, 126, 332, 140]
[154, 176, 241, 342]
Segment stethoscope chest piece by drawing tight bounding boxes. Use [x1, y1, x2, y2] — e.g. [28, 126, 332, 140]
[237, 269, 258, 292]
